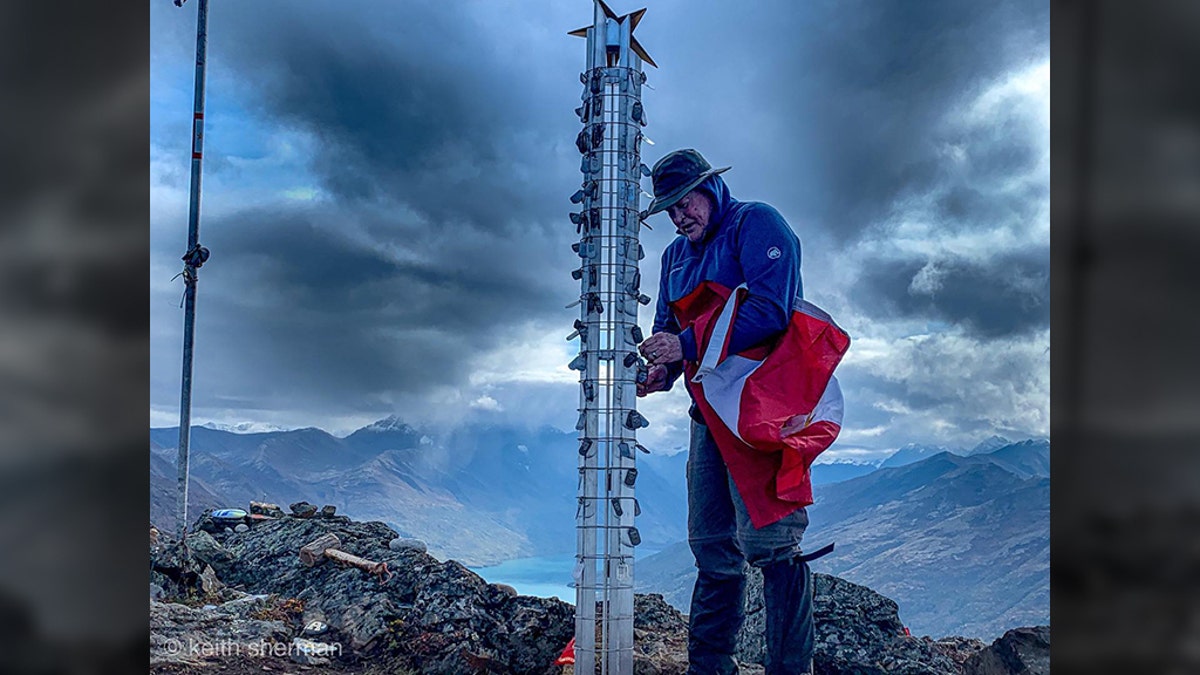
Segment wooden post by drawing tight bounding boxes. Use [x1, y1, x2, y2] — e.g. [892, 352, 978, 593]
[299, 533, 341, 567]
[325, 548, 388, 577]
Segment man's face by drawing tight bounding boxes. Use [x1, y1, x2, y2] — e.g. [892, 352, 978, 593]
[666, 190, 713, 243]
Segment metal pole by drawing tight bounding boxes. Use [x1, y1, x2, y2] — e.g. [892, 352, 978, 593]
[573, 9, 604, 671]
[569, 4, 653, 672]
[176, 0, 210, 540]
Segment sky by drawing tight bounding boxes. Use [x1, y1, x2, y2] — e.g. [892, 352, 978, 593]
[150, 0, 1049, 461]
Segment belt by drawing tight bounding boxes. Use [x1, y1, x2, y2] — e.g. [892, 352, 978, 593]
[799, 542, 835, 562]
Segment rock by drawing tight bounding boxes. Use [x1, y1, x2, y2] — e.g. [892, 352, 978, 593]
[198, 564, 224, 596]
[932, 635, 988, 670]
[150, 534, 249, 604]
[634, 593, 688, 634]
[389, 537, 427, 553]
[234, 523, 249, 533]
[737, 567, 960, 674]
[320, 505, 337, 518]
[250, 500, 286, 518]
[963, 626, 1050, 675]
[224, 527, 233, 534]
[189, 515, 573, 673]
[290, 637, 336, 665]
[148, 508, 1024, 674]
[193, 509, 223, 535]
[184, 530, 236, 580]
[632, 594, 689, 674]
[626, 593, 769, 674]
[149, 596, 291, 665]
[290, 501, 318, 518]
[149, 540, 202, 600]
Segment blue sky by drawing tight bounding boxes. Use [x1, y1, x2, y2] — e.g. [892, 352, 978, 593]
[150, 0, 1049, 460]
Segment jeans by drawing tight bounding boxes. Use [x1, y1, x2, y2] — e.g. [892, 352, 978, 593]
[687, 420, 815, 675]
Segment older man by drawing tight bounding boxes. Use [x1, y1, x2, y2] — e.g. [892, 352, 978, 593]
[637, 148, 814, 674]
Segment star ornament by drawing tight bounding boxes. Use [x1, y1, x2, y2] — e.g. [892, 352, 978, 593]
[568, 0, 657, 68]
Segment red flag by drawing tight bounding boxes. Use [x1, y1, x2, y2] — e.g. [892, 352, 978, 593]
[673, 282, 850, 527]
[553, 637, 575, 666]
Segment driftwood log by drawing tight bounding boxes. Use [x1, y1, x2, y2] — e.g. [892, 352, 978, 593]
[299, 533, 341, 567]
[325, 548, 390, 577]
[298, 533, 391, 581]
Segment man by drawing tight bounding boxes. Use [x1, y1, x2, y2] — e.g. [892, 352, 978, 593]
[637, 148, 814, 674]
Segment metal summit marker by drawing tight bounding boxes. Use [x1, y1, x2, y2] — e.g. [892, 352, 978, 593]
[568, 3, 654, 672]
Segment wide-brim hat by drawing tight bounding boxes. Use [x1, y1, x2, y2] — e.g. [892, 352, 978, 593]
[643, 149, 731, 216]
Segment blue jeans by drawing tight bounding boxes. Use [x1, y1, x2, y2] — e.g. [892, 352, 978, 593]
[687, 420, 815, 675]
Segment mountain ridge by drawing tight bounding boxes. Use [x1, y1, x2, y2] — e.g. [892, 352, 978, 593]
[636, 440, 1050, 640]
[151, 418, 1048, 637]
[149, 417, 689, 565]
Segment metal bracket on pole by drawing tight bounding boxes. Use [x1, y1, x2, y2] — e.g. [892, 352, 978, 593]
[569, 3, 654, 673]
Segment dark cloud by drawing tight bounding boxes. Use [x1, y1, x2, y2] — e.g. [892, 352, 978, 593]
[832, 329, 1050, 451]
[151, 202, 568, 420]
[150, 2, 594, 425]
[205, 2, 582, 235]
[797, 0, 1047, 240]
[852, 249, 1049, 338]
[151, 1, 1049, 443]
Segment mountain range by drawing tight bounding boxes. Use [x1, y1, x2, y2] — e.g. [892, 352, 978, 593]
[150, 418, 1048, 637]
[634, 439, 1049, 640]
[150, 417, 690, 565]
[873, 435, 1026, 469]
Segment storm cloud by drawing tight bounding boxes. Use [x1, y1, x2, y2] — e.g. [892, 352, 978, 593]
[771, 0, 1049, 241]
[151, 0, 1049, 455]
[210, 1, 583, 233]
[853, 249, 1049, 338]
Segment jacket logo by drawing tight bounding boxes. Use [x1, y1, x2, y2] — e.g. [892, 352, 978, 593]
[767, 246, 782, 260]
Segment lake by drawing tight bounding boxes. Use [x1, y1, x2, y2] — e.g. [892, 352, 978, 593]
[470, 549, 664, 603]
[469, 554, 576, 601]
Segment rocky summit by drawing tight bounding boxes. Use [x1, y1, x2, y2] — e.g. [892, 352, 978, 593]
[740, 569, 959, 674]
[150, 510, 1048, 674]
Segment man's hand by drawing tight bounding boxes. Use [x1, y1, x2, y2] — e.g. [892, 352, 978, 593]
[639, 332, 683, 367]
[637, 364, 669, 397]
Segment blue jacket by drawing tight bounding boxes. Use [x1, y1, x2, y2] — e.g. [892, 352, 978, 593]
[652, 173, 803, 391]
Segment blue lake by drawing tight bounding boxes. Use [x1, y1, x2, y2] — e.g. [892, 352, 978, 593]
[469, 555, 577, 602]
[470, 549, 664, 603]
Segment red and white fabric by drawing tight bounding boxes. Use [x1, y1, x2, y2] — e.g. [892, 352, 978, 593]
[672, 282, 850, 528]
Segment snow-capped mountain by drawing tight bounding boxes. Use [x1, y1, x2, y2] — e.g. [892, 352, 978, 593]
[879, 443, 959, 468]
[966, 434, 1013, 455]
[199, 421, 293, 434]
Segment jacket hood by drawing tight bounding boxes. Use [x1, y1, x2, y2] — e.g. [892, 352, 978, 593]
[692, 173, 736, 244]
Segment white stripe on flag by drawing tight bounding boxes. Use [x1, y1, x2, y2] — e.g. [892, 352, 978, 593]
[812, 375, 844, 426]
[699, 354, 762, 443]
[692, 284, 747, 384]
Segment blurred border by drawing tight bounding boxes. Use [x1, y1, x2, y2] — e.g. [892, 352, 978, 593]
[0, 0, 148, 670]
[1052, 0, 1200, 672]
[2, 0, 1199, 671]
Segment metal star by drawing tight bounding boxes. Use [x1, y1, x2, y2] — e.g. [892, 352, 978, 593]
[568, 0, 657, 68]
